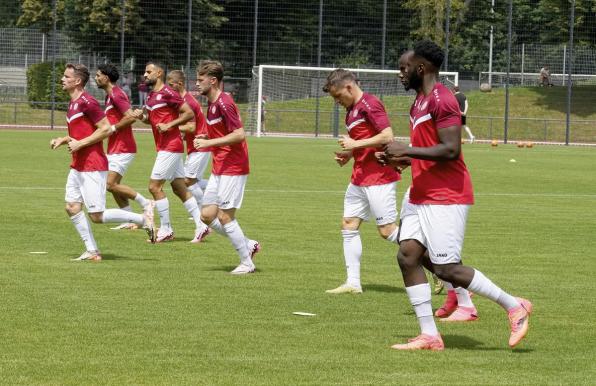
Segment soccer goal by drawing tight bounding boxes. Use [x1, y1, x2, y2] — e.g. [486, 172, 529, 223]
[247, 65, 459, 137]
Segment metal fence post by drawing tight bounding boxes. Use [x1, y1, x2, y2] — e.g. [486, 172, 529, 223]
[444, 0, 450, 71]
[186, 0, 192, 90]
[565, 0, 575, 145]
[503, 0, 513, 144]
[315, 0, 323, 137]
[120, 0, 125, 73]
[252, 0, 259, 67]
[50, 0, 57, 130]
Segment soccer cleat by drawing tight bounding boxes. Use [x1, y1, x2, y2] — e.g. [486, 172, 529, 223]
[325, 284, 363, 294]
[248, 240, 261, 259]
[230, 262, 256, 275]
[432, 274, 444, 294]
[434, 290, 458, 318]
[111, 222, 138, 230]
[72, 251, 102, 261]
[190, 227, 211, 243]
[508, 297, 533, 348]
[143, 200, 156, 243]
[151, 229, 174, 243]
[391, 334, 444, 351]
[440, 306, 478, 322]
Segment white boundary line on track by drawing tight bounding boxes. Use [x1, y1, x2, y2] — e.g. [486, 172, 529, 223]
[0, 186, 594, 198]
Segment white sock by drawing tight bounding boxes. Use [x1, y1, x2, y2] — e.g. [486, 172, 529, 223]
[121, 205, 132, 212]
[155, 198, 172, 231]
[467, 269, 519, 311]
[386, 227, 399, 244]
[455, 287, 474, 307]
[223, 220, 252, 265]
[198, 179, 208, 191]
[134, 193, 150, 208]
[70, 212, 98, 252]
[464, 126, 474, 139]
[406, 283, 438, 336]
[183, 197, 207, 232]
[102, 208, 143, 225]
[209, 218, 227, 236]
[188, 183, 204, 207]
[342, 230, 362, 288]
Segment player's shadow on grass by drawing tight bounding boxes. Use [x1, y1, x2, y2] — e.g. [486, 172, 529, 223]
[363, 284, 404, 293]
[207, 265, 261, 274]
[100, 253, 158, 261]
[442, 334, 534, 352]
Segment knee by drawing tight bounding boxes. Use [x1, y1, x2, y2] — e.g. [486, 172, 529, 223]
[65, 203, 80, 217]
[148, 183, 161, 195]
[106, 181, 117, 193]
[88, 212, 103, 223]
[200, 206, 217, 225]
[433, 265, 456, 282]
[341, 217, 359, 231]
[378, 224, 396, 239]
[397, 248, 419, 272]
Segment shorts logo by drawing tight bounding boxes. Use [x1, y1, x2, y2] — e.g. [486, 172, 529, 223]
[88, 204, 96, 208]
[376, 216, 384, 221]
[222, 200, 230, 205]
[435, 253, 448, 258]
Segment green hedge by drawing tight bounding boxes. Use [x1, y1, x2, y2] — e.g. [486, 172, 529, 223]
[26, 62, 70, 110]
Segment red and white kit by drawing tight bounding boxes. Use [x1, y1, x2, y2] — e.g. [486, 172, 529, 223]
[343, 93, 400, 225]
[145, 85, 185, 180]
[203, 92, 249, 209]
[183, 92, 211, 179]
[105, 85, 137, 175]
[65, 91, 108, 212]
[399, 83, 475, 263]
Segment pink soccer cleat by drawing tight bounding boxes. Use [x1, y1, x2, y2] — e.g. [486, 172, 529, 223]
[190, 227, 211, 244]
[508, 297, 533, 348]
[391, 334, 444, 351]
[152, 229, 174, 243]
[440, 306, 478, 322]
[435, 290, 458, 318]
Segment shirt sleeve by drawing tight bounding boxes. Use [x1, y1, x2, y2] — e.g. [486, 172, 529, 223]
[165, 89, 184, 109]
[112, 91, 132, 115]
[220, 100, 243, 132]
[366, 98, 391, 132]
[432, 93, 461, 130]
[83, 98, 106, 124]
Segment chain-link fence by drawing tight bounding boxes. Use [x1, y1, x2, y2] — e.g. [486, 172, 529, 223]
[0, 0, 594, 143]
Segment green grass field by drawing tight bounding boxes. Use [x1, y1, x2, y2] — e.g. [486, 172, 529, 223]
[1, 130, 595, 385]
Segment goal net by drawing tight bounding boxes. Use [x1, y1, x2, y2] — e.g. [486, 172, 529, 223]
[247, 65, 459, 137]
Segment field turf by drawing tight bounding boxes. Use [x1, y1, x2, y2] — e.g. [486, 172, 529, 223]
[0, 130, 595, 385]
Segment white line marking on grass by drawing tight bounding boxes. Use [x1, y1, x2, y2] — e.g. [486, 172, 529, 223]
[1, 186, 595, 198]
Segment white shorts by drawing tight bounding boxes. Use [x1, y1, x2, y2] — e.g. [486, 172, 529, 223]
[107, 153, 135, 176]
[184, 152, 211, 179]
[150, 151, 185, 181]
[399, 189, 469, 264]
[65, 169, 107, 213]
[343, 182, 398, 226]
[203, 174, 247, 210]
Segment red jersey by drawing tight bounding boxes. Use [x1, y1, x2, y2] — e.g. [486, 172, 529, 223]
[183, 92, 209, 154]
[408, 83, 474, 205]
[66, 91, 108, 172]
[145, 85, 185, 153]
[345, 93, 400, 186]
[206, 92, 249, 175]
[105, 85, 136, 154]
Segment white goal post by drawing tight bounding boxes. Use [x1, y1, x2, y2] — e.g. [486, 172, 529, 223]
[248, 65, 459, 137]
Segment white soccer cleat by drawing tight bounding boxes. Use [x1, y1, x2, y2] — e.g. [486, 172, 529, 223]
[325, 284, 363, 294]
[230, 262, 256, 275]
[190, 227, 211, 243]
[72, 250, 102, 261]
